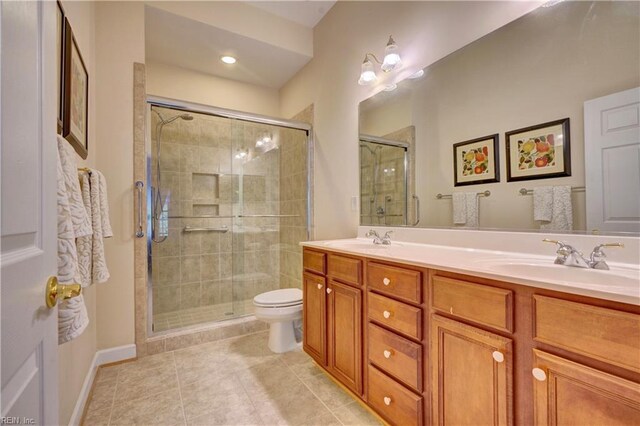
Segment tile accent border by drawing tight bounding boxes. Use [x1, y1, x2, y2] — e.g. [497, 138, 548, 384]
[133, 62, 149, 357]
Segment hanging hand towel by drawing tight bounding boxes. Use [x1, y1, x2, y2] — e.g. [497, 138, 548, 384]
[540, 186, 573, 231]
[533, 186, 553, 222]
[56, 136, 91, 344]
[453, 192, 479, 227]
[464, 192, 479, 228]
[452, 193, 467, 224]
[78, 169, 113, 286]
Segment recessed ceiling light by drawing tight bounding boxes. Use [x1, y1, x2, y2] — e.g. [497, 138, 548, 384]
[221, 56, 237, 64]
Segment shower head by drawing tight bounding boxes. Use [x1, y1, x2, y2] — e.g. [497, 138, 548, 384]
[152, 108, 194, 125]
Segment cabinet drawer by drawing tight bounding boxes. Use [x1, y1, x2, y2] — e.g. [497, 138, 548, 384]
[368, 292, 422, 341]
[432, 276, 513, 332]
[303, 249, 326, 275]
[328, 254, 361, 286]
[368, 323, 422, 392]
[534, 295, 640, 373]
[367, 365, 423, 426]
[368, 262, 422, 304]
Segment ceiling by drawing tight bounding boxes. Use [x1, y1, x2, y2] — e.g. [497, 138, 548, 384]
[145, 2, 335, 89]
[245, 1, 336, 28]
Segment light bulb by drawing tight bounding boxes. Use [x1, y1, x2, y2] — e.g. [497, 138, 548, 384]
[382, 36, 402, 72]
[383, 84, 397, 92]
[358, 57, 377, 85]
[408, 69, 425, 79]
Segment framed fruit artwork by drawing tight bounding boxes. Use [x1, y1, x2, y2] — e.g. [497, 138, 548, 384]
[506, 118, 570, 182]
[453, 134, 500, 186]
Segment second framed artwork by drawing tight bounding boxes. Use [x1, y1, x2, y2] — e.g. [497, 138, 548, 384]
[505, 118, 571, 182]
[453, 134, 500, 186]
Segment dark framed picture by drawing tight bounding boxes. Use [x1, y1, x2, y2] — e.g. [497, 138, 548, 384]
[56, 1, 65, 134]
[506, 118, 570, 182]
[453, 134, 500, 186]
[62, 18, 89, 159]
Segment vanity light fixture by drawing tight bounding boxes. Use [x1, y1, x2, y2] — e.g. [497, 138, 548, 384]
[358, 35, 402, 86]
[221, 55, 237, 64]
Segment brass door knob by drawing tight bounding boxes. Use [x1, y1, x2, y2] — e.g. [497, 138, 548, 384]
[45, 276, 82, 308]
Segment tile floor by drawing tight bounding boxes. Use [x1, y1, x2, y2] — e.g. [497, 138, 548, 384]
[83, 331, 382, 426]
[153, 300, 255, 332]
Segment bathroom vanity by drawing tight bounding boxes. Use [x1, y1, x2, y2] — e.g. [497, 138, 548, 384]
[301, 239, 640, 426]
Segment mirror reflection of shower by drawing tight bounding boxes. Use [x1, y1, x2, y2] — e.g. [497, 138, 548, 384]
[360, 137, 409, 226]
[151, 107, 194, 243]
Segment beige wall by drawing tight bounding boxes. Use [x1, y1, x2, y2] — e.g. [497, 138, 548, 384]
[146, 62, 280, 117]
[94, 2, 145, 350]
[57, 1, 97, 424]
[279, 1, 542, 240]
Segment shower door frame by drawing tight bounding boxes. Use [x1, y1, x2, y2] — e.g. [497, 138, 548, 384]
[145, 95, 314, 337]
[359, 134, 410, 226]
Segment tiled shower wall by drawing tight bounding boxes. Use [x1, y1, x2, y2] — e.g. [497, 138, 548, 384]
[279, 106, 313, 290]
[150, 108, 282, 321]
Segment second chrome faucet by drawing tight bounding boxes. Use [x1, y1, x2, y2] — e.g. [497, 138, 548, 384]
[366, 229, 393, 245]
[543, 239, 624, 270]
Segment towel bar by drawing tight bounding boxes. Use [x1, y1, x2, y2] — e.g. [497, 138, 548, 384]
[183, 226, 229, 233]
[436, 190, 491, 199]
[519, 186, 585, 195]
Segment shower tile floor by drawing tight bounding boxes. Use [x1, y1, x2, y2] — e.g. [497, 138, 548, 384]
[82, 331, 382, 426]
[153, 300, 256, 332]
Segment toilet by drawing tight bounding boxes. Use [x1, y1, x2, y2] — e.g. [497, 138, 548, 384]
[253, 288, 303, 353]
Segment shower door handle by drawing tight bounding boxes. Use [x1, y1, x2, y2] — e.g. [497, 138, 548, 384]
[411, 195, 420, 226]
[135, 181, 144, 238]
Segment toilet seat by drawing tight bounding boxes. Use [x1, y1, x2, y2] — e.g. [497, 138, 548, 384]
[253, 288, 302, 308]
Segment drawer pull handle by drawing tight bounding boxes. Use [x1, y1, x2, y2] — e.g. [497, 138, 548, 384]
[383, 277, 391, 286]
[383, 310, 392, 319]
[450, 306, 454, 314]
[326, 288, 332, 294]
[492, 351, 505, 363]
[383, 349, 393, 359]
[532, 368, 547, 382]
[383, 396, 392, 406]
[317, 284, 323, 290]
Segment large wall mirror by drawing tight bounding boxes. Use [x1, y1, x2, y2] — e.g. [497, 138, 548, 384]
[359, 1, 640, 235]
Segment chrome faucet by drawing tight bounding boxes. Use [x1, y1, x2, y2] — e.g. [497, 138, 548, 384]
[587, 243, 624, 270]
[543, 239, 624, 270]
[365, 229, 393, 245]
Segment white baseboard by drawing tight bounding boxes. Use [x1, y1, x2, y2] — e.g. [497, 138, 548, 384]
[68, 344, 136, 426]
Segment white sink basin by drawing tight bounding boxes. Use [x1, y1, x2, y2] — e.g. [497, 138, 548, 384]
[476, 258, 640, 288]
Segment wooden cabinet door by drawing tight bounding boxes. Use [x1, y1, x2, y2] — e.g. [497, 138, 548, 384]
[431, 315, 513, 426]
[328, 279, 362, 394]
[303, 272, 327, 366]
[533, 350, 640, 425]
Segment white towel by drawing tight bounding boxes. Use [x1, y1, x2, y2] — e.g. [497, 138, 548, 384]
[533, 186, 553, 222]
[56, 136, 91, 344]
[539, 186, 573, 231]
[453, 192, 479, 227]
[452, 193, 467, 224]
[78, 169, 113, 286]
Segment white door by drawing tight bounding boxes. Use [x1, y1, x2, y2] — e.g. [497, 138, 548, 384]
[1, 1, 59, 424]
[584, 87, 640, 234]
